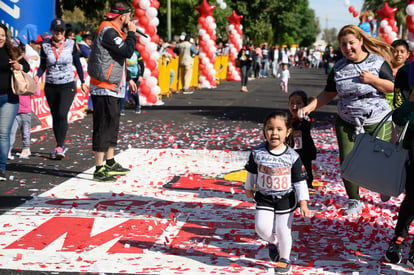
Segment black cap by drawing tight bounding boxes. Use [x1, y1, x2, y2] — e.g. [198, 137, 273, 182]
[50, 18, 65, 31]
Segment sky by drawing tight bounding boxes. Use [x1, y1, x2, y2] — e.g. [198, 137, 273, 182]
[309, 0, 364, 39]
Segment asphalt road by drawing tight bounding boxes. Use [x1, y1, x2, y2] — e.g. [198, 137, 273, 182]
[1, 66, 334, 213]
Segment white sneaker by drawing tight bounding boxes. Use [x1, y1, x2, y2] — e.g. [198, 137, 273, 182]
[343, 199, 363, 216]
[19, 148, 31, 159]
[8, 152, 14, 160]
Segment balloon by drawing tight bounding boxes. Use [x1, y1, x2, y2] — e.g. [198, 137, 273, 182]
[141, 84, 151, 96]
[134, 8, 146, 18]
[139, 35, 150, 45]
[384, 26, 392, 33]
[408, 24, 414, 34]
[138, 16, 149, 28]
[146, 25, 156, 37]
[151, 69, 159, 79]
[152, 85, 161, 95]
[147, 76, 157, 87]
[348, 6, 355, 13]
[388, 18, 395, 26]
[352, 10, 358, 17]
[407, 4, 414, 16]
[145, 42, 157, 52]
[195, 0, 215, 17]
[132, 0, 140, 7]
[151, 34, 160, 44]
[151, 0, 160, 9]
[380, 20, 389, 28]
[408, 41, 414, 51]
[228, 10, 243, 25]
[141, 52, 151, 63]
[150, 17, 159, 27]
[139, 0, 150, 9]
[220, 3, 227, 9]
[146, 7, 158, 19]
[407, 16, 413, 26]
[376, 3, 397, 20]
[147, 59, 157, 71]
[143, 68, 151, 78]
[147, 94, 158, 104]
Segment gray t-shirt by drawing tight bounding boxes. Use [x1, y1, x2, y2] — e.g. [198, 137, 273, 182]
[325, 53, 393, 125]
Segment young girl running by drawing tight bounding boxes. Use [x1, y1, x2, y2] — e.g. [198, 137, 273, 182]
[244, 111, 310, 274]
[288, 90, 317, 193]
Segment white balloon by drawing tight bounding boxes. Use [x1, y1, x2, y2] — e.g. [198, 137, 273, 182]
[146, 7, 158, 18]
[199, 52, 206, 59]
[152, 85, 161, 95]
[220, 3, 227, 9]
[139, 35, 150, 44]
[139, 0, 150, 9]
[143, 68, 151, 78]
[217, 0, 223, 4]
[151, 51, 160, 61]
[384, 26, 392, 34]
[199, 76, 206, 82]
[344, 0, 350, 7]
[407, 4, 414, 16]
[202, 57, 209, 65]
[228, 24, 235, 31]
[380, 20, 389, 28]
[147, 76, 158, 87]
[207, 39, 214, 47]
[408, 41, 414, 51]
[389, 32, 397, 40]
[206, 63, 214, 71]
[211, 23, 217, 30]
[145, 42, 158, 52]
[197, 24, 202, 30]
[150, 17, 159, 27]
[206, 16, 214, 24]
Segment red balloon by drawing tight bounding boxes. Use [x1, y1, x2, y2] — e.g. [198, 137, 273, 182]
[147, 94, 158, 104]
[138, 16, 149, 28]
[353, 10, 359, 17]
[151, 0, 160, 9]
[227, 10, 243, 25]
[348, 6, 355, 13]
[136, 43, 145, 53]
[407, 16, 414, 25]
[147, 60, 157, 71]
[392, 25, 398, 32]
[376, 2, 397, 20]
[408, 24, 414, 34]
[132, 0, 140, 8]
[151, 69, 159, 78]
[146, 25, 156, 37]
[194, 0, 215, 17]
[151, 34, 160, 44]
[379, 27, 385, 34]
[134, 8, 146, 18]
[141, 84, 151, 96]
[388, 18, 395, 26]
[198, 16, 206, 25]
[141, 51, 150, 61]
[385, 37, 392, 45]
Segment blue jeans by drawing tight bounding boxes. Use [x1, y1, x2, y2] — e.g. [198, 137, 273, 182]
[120, 78, 140, 112]
[0, 93, 19, 171]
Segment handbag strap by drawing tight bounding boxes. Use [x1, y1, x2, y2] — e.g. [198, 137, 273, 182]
[371, 110, 393, 139]
[371, 110, 408, 150]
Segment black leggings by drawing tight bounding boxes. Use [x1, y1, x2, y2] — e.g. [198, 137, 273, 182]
[394, 131, 414, 240]
[44, 82, 76, 147]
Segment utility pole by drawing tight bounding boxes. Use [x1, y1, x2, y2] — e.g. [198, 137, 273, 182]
[167, 0, 171, 41]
